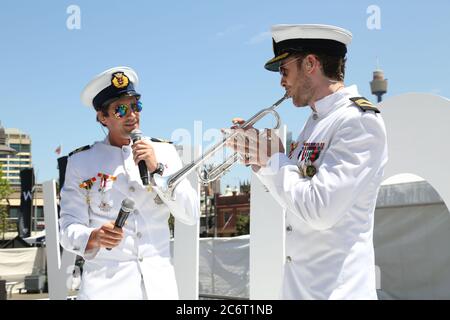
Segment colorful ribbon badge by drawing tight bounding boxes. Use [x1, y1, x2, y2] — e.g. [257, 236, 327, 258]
[97, 173, 117, 212]
[97, 173, 117, 192]
[288, 141, 299, 159]
[79, 177, 97, 204]
[298, 142, 325, 178]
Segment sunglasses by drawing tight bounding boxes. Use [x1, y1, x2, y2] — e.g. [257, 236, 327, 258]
[113, 101, 143, 119]
[279, 57, 303, 77]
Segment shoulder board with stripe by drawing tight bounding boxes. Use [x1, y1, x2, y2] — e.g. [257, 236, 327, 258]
[349, 97, 380, 113]
[150, 137, 173, 144]
[68, 145, 91, 157]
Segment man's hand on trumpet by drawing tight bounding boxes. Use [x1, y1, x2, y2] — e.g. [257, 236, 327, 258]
[223, 118, 285, 172]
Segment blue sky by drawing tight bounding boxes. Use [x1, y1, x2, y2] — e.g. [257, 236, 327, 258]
[1, 0, 449, 190]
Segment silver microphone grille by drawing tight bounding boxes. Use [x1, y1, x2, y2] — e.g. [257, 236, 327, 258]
[121, 198, 135, 212]
[130, 129, 143, 141]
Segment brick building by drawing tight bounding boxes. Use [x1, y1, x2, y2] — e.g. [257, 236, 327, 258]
[214, 190, 250, 237]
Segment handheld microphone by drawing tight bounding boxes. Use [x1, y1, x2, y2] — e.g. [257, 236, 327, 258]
[106, 198, 135, 251]
[130, 129, 149, 185]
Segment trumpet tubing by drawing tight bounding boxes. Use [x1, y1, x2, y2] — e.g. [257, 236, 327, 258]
[153, 93, 290, 200]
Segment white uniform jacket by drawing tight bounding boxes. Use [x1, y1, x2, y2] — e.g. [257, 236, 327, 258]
[256, 85, 388, 299]
[59, 136, 200, 300]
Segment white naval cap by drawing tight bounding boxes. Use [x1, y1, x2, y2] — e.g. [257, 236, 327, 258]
[264, 24, 353, 72]
[80, 66, 141, 110]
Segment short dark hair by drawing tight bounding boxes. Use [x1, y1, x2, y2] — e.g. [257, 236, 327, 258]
[295, 52, 347, 81]
[96, 103, 110, 127]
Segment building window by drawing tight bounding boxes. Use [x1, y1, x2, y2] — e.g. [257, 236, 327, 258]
[4, 161, 30, 165]
[9, 144, 31, 153]
[9, 207, 20, 218]
[6, 166, 26, 171]
[223, 212, 233, 225]
[35, 206, 44, 218]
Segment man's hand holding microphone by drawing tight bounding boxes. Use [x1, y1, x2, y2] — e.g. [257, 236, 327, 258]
[130, 129, 159, 185]
[86, 198, 135, 251]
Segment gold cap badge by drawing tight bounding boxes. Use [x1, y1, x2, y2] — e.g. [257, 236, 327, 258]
[111, 72, 129, 89]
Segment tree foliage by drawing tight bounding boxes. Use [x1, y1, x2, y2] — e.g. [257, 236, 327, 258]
[0, 163, 14, 240]
[236, 214, 250, 235]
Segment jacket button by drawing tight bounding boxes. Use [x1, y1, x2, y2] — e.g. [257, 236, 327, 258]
[286, 225, 293, 232]
[138, 257, 143, 262]
[129, 186, 135, 192]
[136, 232, 142, 239]
[286, 256, 292, 263]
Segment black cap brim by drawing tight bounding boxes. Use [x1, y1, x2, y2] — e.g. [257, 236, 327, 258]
[264, 52, 291, 72]
[265, 38, 348, 72]
[99, 91, 141, 110]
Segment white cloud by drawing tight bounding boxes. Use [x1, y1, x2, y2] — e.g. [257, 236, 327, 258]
[246, 31, 271, 45]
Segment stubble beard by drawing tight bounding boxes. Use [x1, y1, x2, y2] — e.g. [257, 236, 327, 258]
[294, 75, 314, 108]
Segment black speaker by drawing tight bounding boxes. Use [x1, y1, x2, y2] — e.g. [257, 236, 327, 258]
[18, 168, 34, 238]
[57, 156, 68, 190]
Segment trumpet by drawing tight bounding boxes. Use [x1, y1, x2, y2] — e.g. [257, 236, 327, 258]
[151, 93, 290, 202]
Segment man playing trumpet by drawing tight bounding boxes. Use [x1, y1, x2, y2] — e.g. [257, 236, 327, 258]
[228, 24, 388, 300]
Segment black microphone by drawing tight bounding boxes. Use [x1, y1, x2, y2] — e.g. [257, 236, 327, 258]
[130, 129, 149, 185]
[106, 198, 135, 251]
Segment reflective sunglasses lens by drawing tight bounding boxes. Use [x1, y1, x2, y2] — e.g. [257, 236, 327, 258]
[115, 104, 128, 118]
[135, 101, 142, 112]
[130, 101, 142, 113]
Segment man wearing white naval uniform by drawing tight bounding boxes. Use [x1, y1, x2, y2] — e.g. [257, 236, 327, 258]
[230, 25, 388, 299]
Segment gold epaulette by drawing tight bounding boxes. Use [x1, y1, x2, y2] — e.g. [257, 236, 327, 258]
[68, 145, 91, 157]
[349, 97, 380, 113]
